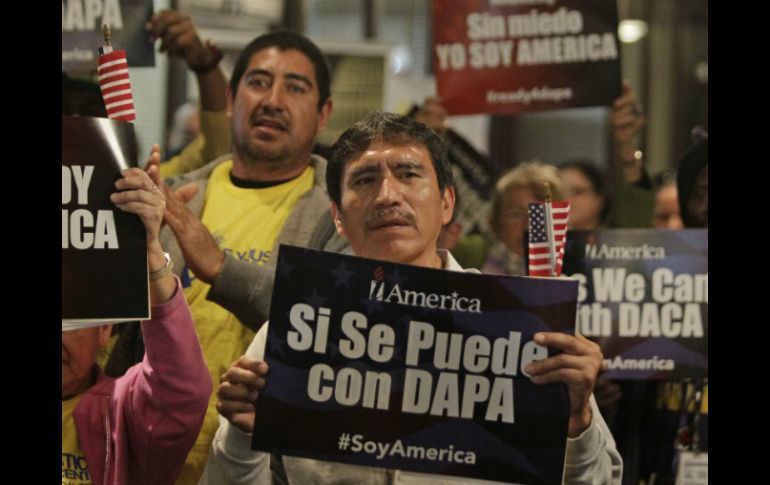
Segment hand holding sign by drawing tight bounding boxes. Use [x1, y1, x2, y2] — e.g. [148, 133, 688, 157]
[111, 158, 178, 304]
[111, 167, 166, 245]
[593, 378, 623, 411]
[524, 332, 603, 437]
[216, 357, 269, 434]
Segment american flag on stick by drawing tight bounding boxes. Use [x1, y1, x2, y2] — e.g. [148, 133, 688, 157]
[528, 184, 570, 277]
[97, 24, 136, 122]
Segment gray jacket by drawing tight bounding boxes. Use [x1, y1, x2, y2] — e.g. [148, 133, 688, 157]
[159, 153, 350, 331]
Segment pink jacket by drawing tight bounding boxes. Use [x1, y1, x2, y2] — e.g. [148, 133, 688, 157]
[74, 278, 211, 485]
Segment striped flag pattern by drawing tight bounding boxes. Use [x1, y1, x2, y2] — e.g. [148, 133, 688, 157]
[528, 201, 570, 277]
[97, 50, 136, 122]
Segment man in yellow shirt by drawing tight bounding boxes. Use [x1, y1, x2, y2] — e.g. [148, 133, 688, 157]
[146, 30, 349, 485]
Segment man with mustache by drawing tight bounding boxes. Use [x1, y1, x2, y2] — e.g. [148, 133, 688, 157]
[145, 31, 349, 485]
[202, 112, 623, 484]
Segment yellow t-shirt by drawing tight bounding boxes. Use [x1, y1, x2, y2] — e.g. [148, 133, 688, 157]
[62, 395, 91, 485]
[175, 160, 315, 485]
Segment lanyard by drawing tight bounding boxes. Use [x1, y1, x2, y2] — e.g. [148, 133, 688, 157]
[672, 378, 706, 474]
[690, 378, 706, 452]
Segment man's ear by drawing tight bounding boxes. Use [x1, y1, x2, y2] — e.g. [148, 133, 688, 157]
[316, 98, 333, 134]
[441, 185, 456, 226]
[330, 202, 345, 236]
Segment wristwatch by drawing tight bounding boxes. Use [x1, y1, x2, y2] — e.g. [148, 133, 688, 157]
[149, 252, 174, 281]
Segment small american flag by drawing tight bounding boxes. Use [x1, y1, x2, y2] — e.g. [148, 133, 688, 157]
[528, 201, 570, 277]
[97, 26, 135, 122]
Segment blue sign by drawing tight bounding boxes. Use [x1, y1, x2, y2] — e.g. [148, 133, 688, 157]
[561, 229, 708, 380]
[253, 245, 580, 484]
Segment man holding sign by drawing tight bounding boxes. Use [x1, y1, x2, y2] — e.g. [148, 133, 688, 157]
[202, 112, 621, 484]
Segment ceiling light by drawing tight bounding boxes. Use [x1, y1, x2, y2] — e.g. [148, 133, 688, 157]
[618, 20, 648, 43]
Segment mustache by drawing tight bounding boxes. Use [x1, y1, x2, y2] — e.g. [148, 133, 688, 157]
[364, 207, 416, 229]
[252, 106, 289, 126]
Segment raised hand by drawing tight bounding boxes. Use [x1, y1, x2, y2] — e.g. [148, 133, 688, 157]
[146, 10, 222, 72]
[144, 144, 225, 284]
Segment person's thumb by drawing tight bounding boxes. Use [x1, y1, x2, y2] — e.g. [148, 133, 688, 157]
[175, 182, 199, 204]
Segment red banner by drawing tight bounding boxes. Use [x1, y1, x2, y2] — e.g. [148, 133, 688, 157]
[433, 0, 621, 115]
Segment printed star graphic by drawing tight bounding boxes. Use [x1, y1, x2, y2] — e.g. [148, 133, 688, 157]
[304, 288, 327, 308]
[386, 267, 408, 286]
[279, 262, 295, 282]
[331, 261, 355, 289]
[361, 297, 383, 313]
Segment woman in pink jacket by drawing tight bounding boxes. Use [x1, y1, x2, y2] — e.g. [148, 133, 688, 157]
[62, 161, 211, 485]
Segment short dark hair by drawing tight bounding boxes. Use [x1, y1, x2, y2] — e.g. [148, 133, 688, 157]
[559, 159, 610, 223]
[229, 30, 331, 109]
[326, 111, 453, 206]
[559, 160, 605, 195]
